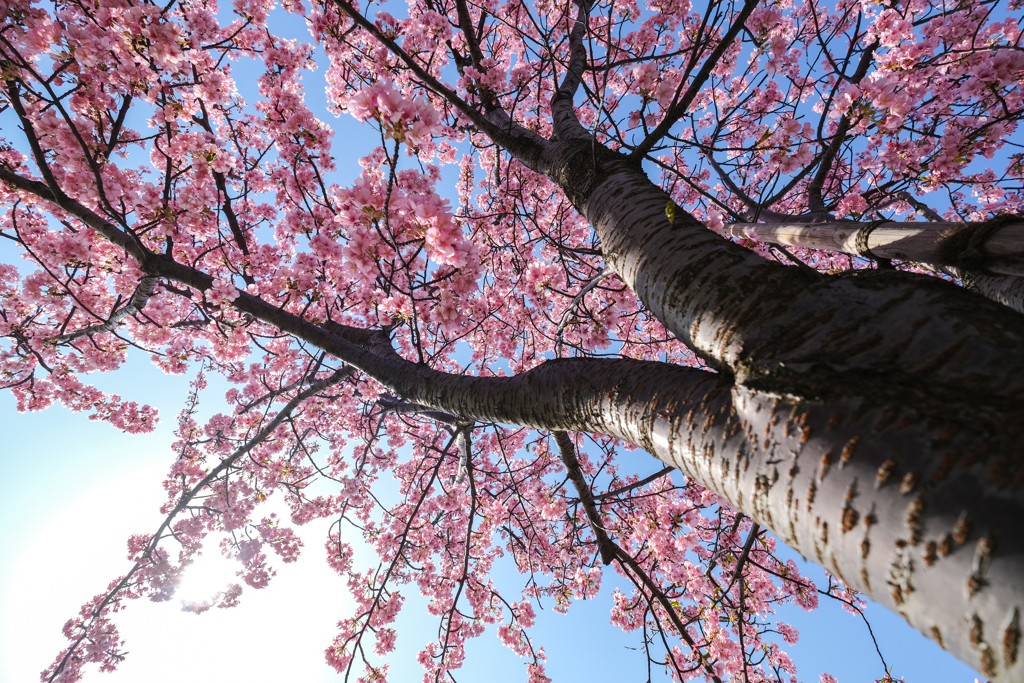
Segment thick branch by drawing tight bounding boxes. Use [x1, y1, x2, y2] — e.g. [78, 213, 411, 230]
[549, 0, 593, 143]
[723, 218, 1024, 276]
[574, 153, 1024, 414]
[0, 168, 149, 264]
[951, 267, 1024, 314]
[10, 114, 1024, 682]
[50, 277, 158, 342]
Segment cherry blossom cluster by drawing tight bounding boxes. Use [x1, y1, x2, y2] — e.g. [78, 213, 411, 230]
[342, 82, 444, 153]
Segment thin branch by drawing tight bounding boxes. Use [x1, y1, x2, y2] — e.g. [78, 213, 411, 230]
[329, 0, 549, 168]
[807, 42, 878, 213]
[724, 522, 760, 595]
[45, 365, 352, 682]
[50, 277, 158, 342]
[593, 466, 675, 502]
[630, 0, 759, 161]
[552, 430, 616, 564]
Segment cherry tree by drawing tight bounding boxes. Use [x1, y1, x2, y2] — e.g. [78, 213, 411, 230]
[1, 0, 1023, 681]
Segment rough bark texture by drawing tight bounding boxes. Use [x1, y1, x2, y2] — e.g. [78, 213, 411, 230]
[584, 169, 1024, 393]
[347, 345, 1024, 683]
[530, 146, 1024, 681]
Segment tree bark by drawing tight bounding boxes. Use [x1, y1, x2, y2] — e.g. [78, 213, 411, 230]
[722, 220, 1024, 312]
[341, 339, 1024, 683]
[528, 140, 1024, 681]
[7, 122, 1024, 683]
[722, 220, 1024, 276]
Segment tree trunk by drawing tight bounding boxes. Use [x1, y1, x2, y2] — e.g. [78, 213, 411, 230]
[330, 331, 1024, 683]
[531, 140, 1024, 681]
[723, 220, 1024, 312]
[298, 139, 1024, 681]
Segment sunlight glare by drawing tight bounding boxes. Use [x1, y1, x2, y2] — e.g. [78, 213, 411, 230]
[3, 464, 351, 683]
[175, 541, 238, 609]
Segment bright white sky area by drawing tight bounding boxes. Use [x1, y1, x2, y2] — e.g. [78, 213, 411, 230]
[0, 359, 348, 683]
[0, 349, 981, 683]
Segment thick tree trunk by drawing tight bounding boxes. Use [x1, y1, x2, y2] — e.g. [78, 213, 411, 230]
[327, 340, 1024, 683]
[529, 141, 1024, 680]
[196, 130, 1024, 678]
[722, 220, 1024, 312]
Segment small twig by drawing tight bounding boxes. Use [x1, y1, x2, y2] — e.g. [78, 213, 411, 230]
[592, 466, 675, 502]
[744, 556, 891, 675]
[705, 512, 745, 578]
[554, 267, 614, 357]
[724, 522, 761, 595]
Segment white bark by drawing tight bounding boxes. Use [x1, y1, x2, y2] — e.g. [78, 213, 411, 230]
[722, 221, 1024, 277]
[944, 266, 1024, 315]
[567, 153, 1024, 681]
[721, 220, 1024, 313]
